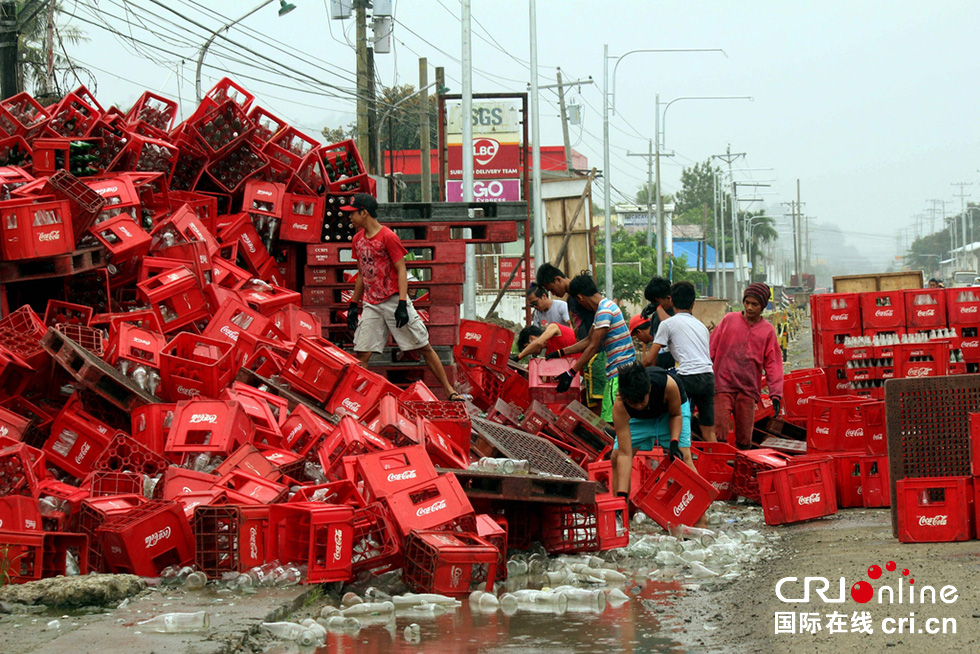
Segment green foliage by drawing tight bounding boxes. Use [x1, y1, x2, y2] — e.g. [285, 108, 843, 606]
[633, 184, 671, 207]
[17, 1, 89, 98]
[594, 229, 708, 306]
[674, 159, 720, 216]
[906, 227, 951, 275]
[0, 543, 12, 587]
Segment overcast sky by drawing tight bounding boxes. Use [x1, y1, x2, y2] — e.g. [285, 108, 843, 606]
[64, 1, 980, 272]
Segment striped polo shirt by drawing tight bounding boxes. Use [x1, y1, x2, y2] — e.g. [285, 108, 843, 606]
[594, 297, 636, 377]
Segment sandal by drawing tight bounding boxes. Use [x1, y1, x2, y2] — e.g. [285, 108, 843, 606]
[448, 392, 465, 402]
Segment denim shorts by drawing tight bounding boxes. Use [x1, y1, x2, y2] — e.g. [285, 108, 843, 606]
[613, 400, 692, 451]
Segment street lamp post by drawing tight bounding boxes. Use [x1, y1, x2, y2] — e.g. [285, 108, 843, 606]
[601, 46, 725, 297]
[656, 95, 752, 278]
[195, 0, 296, 103]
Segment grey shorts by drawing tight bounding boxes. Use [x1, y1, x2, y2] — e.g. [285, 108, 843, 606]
[353, 295, 429, 353]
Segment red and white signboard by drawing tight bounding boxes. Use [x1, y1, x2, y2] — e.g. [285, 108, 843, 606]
[498, 257, 534, 289]
[447, 139, 520, 178]
[445, 179, 521, 203]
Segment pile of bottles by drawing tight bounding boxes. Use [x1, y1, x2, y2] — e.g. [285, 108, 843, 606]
[912, 293, 939, 305]
[133, 142, 174, 175]
[133, 101, 175, 132]
[248, 213, 279, 252]
[322, 196, 355, 242]
[198, 103, 246, 152]
[27, 207, 63, 227]
[324, 150, 361, 184]
[208, 141, 265, 191]
[171, 147, 209, 192]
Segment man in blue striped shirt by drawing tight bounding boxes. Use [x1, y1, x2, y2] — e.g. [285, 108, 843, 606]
[550, 273, 636, 421]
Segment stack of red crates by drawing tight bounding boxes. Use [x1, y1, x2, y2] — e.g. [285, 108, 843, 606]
[812, 287, 975, 401]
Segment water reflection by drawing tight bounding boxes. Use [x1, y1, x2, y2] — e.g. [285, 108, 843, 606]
[261, 575, 686, 654]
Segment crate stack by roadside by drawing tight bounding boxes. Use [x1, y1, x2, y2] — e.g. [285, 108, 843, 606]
[812, 287, 977, 399]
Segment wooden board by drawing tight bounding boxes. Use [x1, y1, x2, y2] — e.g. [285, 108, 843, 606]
[692, 298, 728, 331]
[833, 270, 923, 293]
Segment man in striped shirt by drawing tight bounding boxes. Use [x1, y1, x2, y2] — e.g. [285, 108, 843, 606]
[550, 273, 636, 421]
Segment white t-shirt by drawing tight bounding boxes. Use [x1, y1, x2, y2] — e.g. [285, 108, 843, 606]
[532, 299, 571, 328]
[653, 312, 713, 375]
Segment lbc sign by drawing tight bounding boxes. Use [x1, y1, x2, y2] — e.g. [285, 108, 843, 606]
[447, 139, 520, 178]
[445, 179, 521, 203]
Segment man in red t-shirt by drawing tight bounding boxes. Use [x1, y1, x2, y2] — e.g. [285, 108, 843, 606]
[515, 323, 578, 360]
[343, 193, 462, 400]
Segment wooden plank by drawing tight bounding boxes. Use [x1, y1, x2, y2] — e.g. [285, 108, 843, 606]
[441, 467, 596, 504]
[832, 270, 924, 293]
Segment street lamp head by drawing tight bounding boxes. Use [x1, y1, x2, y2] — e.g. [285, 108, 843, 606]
[278, 1, 297, 17]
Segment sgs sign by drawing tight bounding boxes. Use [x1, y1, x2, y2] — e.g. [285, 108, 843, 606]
[447, 101, 521, 135]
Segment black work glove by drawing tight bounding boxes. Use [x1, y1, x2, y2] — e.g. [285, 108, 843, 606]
[669, 440, 682, 463]
[771, 397, 781, 417]
[394, 300, 409, 328]
[509, 354, 520, 363]
[556, 369, 576, 393]
[347, 302, 359, 331]
[545, 348, 565, 360]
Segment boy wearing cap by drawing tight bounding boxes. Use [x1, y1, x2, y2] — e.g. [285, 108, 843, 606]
[343, 193, 463, 401]
[644, 277, 676, 369]
[709, 282, 784, 449]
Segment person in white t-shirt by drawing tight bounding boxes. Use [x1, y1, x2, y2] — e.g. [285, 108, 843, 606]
[643, 281, 716, 442]
[527, 285, 571, 328]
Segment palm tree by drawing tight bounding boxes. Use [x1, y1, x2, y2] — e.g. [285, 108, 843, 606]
[16, 1, 88, 102]
[741, 211, 778, 273]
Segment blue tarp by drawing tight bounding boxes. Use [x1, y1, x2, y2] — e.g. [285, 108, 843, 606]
[671, 240, 738, 270]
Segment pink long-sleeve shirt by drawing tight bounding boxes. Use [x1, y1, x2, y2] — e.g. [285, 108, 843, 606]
[709, 311, 784, 401]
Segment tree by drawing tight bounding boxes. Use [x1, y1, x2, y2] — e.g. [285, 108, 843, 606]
[594, 228, 708, 309]
[634, 184, 671, 207]
[673, 159, 719, 216]
[17, 2, 89, 100]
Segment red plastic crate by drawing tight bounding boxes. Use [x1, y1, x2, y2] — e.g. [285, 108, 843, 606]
[346, 445, 438, 504]
[896, 476, 973, 543]
[556, 401, 614, 458]
[280, 336, 354, 403]
[218, 470, 288, 505]
[0, 495, 42, 532]
[247, 105, 287, 145]
[732, 449, 793, 503]
[542, 495, 629, 553]
[0, 92, 49, 138]
[904, 288, 947, 328]
[0, 531, 88, 583]
[807, 396, 870, 453]
[165, 399, 254, 460]
[401, 530, 497, 596]
[862, 400, 887, 455]
[811, 293, 861, 330]
[403, 400, 471, 456]
[325, 364, 401, 421]
[946, 287, 980, 325]
[350, 502, 401, 574]
[104, 323, 166, 372]
[383, 474, 475, 538]
[137, 265, 210, 334]
[782, 368, 828, 419]
[193, 504, 270, 576]
[159, 333, 237, 401]
[454, 363, 506, 412]
[476, 513, 507, 580]
[130, 403, 175, 456]
[0, 198, 74, 260]
[267, 502, 354, 583]
[319, 417, 394, 482]
[892, 341, 950, 379]
[691, 443, 737, 501]
[859, 291, 907, 330]
[859, 454, 890, 508]
[633, 459, 717, 529]
[527, 357, 582, 406]
[758, 459, 838, 525]
[832, 452, 864, 508]
[205, 139, 268, 193]
[93, 432, 169, 478]
[277, 405, 330, 458]
[96, 500, 194, 576]
[44, 406, 117, 479]
[77, 493, 145, 572]
[454, 320, 514, 371]
[812, 329, 861, 367]
[87, 471, 143, 498]
[418, 417, 470, 470]
[126, 91, 178, 132]
[270, 305, 321, 341]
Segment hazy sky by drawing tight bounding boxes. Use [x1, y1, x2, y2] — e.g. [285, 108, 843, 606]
[63, 1, 980, 272]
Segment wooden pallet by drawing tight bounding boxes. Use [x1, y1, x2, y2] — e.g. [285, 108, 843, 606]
[0, 245, 107, 282]
[440, 467, 595, 505]
[40, 326, 158, 412]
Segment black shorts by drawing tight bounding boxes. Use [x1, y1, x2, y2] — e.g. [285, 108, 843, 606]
[677, 372, 715, 426]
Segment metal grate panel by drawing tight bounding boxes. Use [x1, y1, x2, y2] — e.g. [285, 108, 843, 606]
[471, 417, 588, 480]
[885, 374, 980, 536]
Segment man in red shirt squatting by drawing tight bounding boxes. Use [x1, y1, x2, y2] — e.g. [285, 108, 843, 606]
[710, 282, 784, 448]
[343, 193, 463, 401]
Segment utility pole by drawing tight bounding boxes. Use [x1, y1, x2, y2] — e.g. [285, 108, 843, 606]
[556, 68, 573, 173]
[419, 57, 431, 202]
[435, 66, 445, 200]
[953, 182, 973, 269]
[712, 146, 745, 301]
[796, 179, 802, 276]
[355, 2, 372, 174]
[0, 2, 17, 100]
[461, 0, 476, 319]
[781, 201, 799, 276]
[627, 141, 656, 248]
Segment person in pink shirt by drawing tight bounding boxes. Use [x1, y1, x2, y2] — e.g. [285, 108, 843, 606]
[710, 282, 784, 449]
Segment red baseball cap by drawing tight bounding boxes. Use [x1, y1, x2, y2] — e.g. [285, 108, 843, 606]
[629, 314, 650, 334]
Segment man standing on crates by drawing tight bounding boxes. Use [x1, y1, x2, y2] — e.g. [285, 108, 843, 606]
[343, 193, 464, 401]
